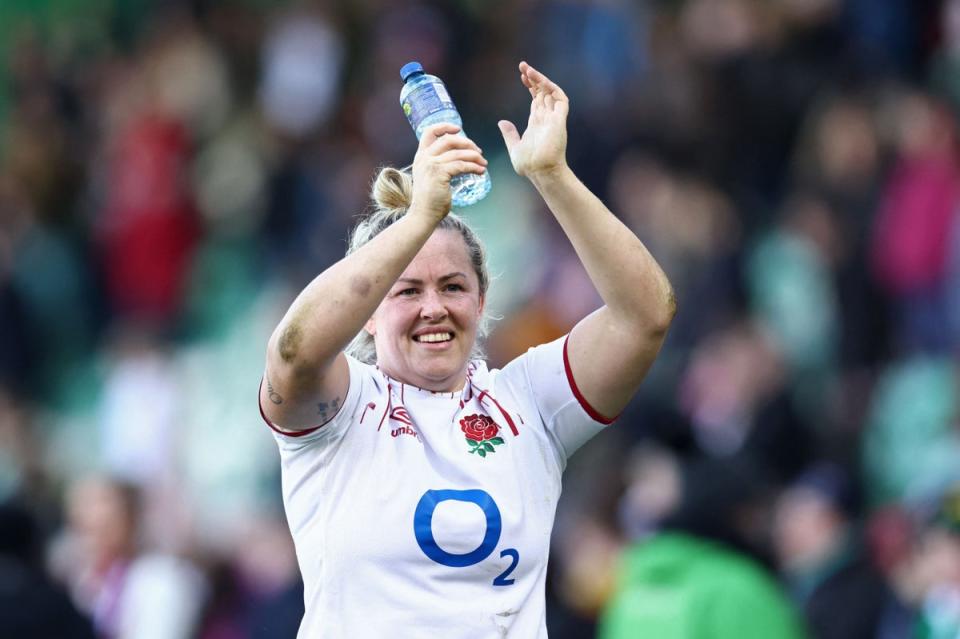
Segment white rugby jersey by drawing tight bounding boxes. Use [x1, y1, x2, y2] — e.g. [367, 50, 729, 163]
[260, 335, 613, 638]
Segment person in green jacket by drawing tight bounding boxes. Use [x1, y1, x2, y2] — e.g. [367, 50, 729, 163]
[599, 455, 807, 639]
[599, 533, 807, 639]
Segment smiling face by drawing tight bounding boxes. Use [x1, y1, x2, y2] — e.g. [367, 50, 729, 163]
[366, 229, 485, 391]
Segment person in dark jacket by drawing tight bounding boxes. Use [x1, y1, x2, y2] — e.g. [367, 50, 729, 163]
[773, 464, 890, 639]
[0, 498, 94, 638]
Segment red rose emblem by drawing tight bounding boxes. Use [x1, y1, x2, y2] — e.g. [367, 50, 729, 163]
[460, 414, 505, 458]
[460, 414, 499, 442]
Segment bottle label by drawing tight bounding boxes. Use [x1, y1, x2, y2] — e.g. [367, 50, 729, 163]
[402, 80, 456, 130]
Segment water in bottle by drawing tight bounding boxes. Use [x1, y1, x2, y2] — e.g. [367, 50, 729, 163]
[399, 61, 491, 207]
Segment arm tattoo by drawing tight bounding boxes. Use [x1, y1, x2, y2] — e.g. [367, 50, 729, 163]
[266, 377, 284, 405]
[317, 397, 341, 421]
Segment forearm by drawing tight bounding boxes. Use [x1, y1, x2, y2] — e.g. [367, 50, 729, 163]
[267, 212, 435, 385]
[529, 166, 676, 334]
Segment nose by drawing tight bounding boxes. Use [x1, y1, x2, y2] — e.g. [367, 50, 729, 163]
[419, 290, 449, 321]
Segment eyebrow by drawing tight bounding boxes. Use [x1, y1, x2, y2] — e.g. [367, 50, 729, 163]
[396, 272, 468, 285]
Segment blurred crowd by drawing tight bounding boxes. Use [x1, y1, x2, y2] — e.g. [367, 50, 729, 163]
[2, 0, 960, 637]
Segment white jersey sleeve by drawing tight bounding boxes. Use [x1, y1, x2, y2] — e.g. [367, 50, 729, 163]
[259, 355, 372, 450]
[497, 334, 615, 464]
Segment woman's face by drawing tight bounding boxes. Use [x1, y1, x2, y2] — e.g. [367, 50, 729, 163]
[366, 229, 484, 391]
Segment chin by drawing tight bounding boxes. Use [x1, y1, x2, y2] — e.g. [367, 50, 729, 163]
[419, 365, 458, 384]
[415, 359, 466, 387]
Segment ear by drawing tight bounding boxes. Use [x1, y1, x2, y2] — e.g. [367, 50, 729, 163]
[364, 316, 376, 336]
[478, 292, 486, 318]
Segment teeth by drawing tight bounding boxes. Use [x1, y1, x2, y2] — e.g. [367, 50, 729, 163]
[416, 332, 452, 343]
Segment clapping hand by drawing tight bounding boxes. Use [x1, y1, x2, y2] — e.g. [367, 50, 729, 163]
[498, 62, 569, 179]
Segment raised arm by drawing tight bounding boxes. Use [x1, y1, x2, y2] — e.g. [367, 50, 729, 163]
[498, 62, 676, 420]
[261, 123, 487, 430]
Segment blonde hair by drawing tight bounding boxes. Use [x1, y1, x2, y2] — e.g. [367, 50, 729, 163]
[345, 167, 491, 364]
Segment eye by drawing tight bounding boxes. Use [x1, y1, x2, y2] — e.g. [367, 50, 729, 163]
[444, 283, 464, 292]
[398, 287, 418, 296]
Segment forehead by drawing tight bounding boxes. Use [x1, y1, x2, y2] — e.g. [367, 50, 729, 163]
[399, 228, 476, 282]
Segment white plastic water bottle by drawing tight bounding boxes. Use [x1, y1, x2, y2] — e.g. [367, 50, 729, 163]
[399, 61, 491, 208]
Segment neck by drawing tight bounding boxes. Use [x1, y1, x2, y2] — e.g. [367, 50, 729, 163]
[378, 366, 469, 392]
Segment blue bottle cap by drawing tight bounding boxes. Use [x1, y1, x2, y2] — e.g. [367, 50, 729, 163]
[400, 61, 425, 82]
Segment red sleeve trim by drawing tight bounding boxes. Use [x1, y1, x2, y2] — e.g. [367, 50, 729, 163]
[258, 378, 327, 438]
[562, 335, 617, 425]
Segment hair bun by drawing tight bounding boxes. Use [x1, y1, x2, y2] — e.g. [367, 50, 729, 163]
[371, 167, 413, 211]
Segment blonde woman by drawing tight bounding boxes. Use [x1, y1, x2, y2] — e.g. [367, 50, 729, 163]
[259, 62, 675, 638]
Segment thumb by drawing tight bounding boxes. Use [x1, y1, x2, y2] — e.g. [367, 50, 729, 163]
[498, 120, 521, 152]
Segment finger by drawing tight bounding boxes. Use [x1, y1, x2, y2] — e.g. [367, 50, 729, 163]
[520, 63, 532, 87]
[498, 120, 521, 152]
[435, 149, 488, 166]
[520, 71, 536, 99]
[551, 83, 569, 103]
[419, 123, 461, 148]
[523, 62, 550, 88]
[428, 132, 482, 155]
[522, 62, 567, 102]
[521, 61, 548, 91]
[520, 74, 537, 98]
[519, 62, 540, 94]
[447, 160, 487, 176]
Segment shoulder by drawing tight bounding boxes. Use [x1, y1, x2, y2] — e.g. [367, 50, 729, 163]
[266, 355, 388, 448]
[486, 336, 568, 387]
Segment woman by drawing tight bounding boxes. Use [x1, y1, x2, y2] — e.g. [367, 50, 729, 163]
[259, 62, 675, 637]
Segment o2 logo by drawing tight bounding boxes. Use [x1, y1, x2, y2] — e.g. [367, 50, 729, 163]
[413, 489, 519, 586]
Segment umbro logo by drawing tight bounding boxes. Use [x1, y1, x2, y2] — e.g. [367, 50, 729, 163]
[390, 406, 413, 426]
[389, 406, 421, 442]
[391, 424, 422, 442]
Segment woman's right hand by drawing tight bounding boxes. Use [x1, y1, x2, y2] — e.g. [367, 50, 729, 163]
[410, 123, 487, 223]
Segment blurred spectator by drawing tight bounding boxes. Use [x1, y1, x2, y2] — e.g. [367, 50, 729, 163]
[610, 153, 744, 356]
[600, 533, 806, 639]
[51, 476, 205, 639]
[792, 96, 882, 202]
[94, 106, 200, 325]
[98, 329, 179, 487]
[747, 193, 839, 396]
[195, 513, 303, 639]
[259, 6, 343, 139]
[878, 483, 960, 639]
[913, 488, 960, 639]
[870, 93, 960, 353]
[774, 464, 890, 639]
[677, 321, 813, 478]
[598, 455, 806, 639]
[863, 357, 960, 506]
[0, 498, 94, 638]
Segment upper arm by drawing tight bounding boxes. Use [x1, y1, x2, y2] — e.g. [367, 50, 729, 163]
[260, 351, 351, 432]
[565, 306, 669, 420]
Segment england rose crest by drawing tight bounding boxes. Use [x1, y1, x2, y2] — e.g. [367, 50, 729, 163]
[460, 414, 504, 458]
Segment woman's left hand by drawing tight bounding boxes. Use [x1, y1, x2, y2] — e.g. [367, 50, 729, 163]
[498, 61, 569, 179]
